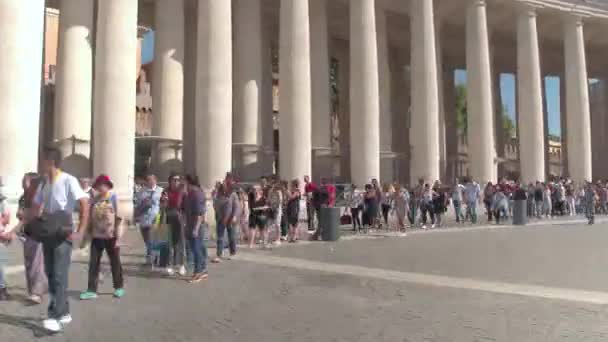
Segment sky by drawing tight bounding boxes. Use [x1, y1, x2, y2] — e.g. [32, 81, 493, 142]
[142, 31, 155, 65]
[455, 70, 562, 136]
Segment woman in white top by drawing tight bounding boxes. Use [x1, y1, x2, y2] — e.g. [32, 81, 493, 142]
[268, 183, 284, 245]
[347, 184, 363, 232]
[393, 184, 409, 233]
[380, 183, 394, 229]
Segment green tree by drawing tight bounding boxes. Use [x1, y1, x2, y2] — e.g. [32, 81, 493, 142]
[502, 105, 516, 139]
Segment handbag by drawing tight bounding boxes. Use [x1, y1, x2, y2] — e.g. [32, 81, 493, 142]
[24, 210, 73, 243]
[340, 213, 352, 225]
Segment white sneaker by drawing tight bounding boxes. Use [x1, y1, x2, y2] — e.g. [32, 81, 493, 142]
[178, 266, 187, 276]
[431, 224, 436, 229]
[59, 314, 72, 325]
[166, 267, 175, 276]
[422, 225, 427, 230]
[43, 319, 62, 333]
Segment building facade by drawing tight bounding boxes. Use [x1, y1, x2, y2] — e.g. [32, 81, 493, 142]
[4, 0, 608, 215]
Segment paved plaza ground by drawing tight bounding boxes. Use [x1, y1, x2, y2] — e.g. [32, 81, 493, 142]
[2, 217, 608, 341]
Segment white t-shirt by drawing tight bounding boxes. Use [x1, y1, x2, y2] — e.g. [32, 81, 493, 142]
[464, 182, 481, 203]
[34, 171, 89, 214]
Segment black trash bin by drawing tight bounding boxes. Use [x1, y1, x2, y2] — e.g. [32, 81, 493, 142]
[320, 207, 341, 241]
[512, 200, 527, 225]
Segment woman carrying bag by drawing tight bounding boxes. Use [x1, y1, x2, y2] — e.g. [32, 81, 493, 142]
[79, 175, 125, 300]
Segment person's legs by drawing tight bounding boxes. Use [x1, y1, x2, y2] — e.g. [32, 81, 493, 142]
[86, 239, 104, 293]
[139, 225, 152, 261]
[168, 215, 184, 268]
[248, 228, 257, 248]
[421, 205, 428, 225]
[469, 202, 477, 224]
[49, 240, 72, 319]
[42, 242, 57, 318]
[381, 204, 390, 225]
[105, 239, 124, 290]
[215, 222, 226, 258]
[23, 237, 47, 298]
[351, 208, 358, 231]
[429, 206, 436, 226]
[189, 237, 202, 274]
[226, 224, 237, 256]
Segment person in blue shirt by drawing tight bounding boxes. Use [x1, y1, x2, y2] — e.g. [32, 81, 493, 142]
[134, 173, 163, 264]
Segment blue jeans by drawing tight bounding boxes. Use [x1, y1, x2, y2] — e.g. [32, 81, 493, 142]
[0, 245, 6, 289]
[216, 222, 236, 257]
[43, 239, 72, 319]
[453, 200, 464, 223]
[140, 225, 152, 258]
[188, 236, 207, 274]
[466, 202, 478, 224]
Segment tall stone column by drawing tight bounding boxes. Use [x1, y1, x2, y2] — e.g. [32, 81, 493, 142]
[182, 0, 198, 174]
[196, 0, 232, 189]
[444, 65, 458, 183]
[279, 0, 312, 183]
[310, 0, 332, 181]
[466, 0, 496, 183]
[410, 0, 440, 184]
[259, 29, 275, 177]
[54, 0, 94, 178]
[376, 7, 393, 183]
[350, 0, 380, 186]
[0, 0, 44, 198]
[516, 5, 545, 183]
[153, 0, 184, 180]
[563, 15, 592, 182]
[93, 0, 138, 215]
[435, 21, 447, 182]
[559, 73, 568, 176]
[234, 0, 262, 181]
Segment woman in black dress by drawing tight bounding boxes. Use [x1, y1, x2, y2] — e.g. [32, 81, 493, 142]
[249, 186, 270, 249]
[286, 179, 302, 242]
[363, 184, 379, 231]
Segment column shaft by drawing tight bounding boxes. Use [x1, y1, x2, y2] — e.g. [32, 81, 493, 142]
[234, 0, 262, 181]
[153, 0, 184, 179]
[54, 0, 94, 177]
[517, 6, 545, 183]
[0, 0, 45, 197]
[410, 0, 440, 184]
[350, 0, 380, 186]
[279, 0, 312, 182]
[564, 15, 592, 182]
[377, 8, 393, 182]
[310, 0, 331, 168]
[182, 0, 198, 174]
[196, 0, 232, 188]
[466, 0, 496, 183]
[93, 0, 138, 214]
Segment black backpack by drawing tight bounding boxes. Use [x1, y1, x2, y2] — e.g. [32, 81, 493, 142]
[24, 210, 73, 243]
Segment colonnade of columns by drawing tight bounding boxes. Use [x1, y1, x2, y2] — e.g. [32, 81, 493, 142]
[0, 0, 597, 210]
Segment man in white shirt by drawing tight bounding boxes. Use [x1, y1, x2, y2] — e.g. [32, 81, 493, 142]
[452, 179, 465, 223]
[463, 178, 481, 224]
[31, 148, 90, 333]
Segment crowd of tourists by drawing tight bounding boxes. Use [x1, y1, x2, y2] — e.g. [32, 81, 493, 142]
[342, 176, 603, 233]
[0, 146, 603, 333]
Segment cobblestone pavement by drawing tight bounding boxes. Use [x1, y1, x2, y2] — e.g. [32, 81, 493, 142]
[2, 219, 608, 341]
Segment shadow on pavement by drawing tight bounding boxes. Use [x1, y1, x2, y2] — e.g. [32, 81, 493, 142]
[0, 313, 54, 338]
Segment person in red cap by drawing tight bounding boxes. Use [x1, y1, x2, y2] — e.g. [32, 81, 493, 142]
[79, 174, 125, 301]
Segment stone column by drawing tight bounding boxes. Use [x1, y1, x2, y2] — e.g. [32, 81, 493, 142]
[279, 0, 312, 183]
[233, 0, 262, 181]
[54, 0, 94, 178]
[93, 0, 138, 214]
[182, 0, 198, 174]
[0, 0, 44, 198]
[410, 0, 440, 184]
[516, 5, 545, 183]
[559, 73, 568, 176]
[310, 0, 332, 181]
[466, 0, 496, 183]
[435, 20, 447, 182]
[259, 29, 275, 176]
[196, 0, 232, 189]
[377, 7, 393, 183]
[153, 0, 184, 180]
[444, 65, 458, 183]
[563, 15, 592, 182]
[350, 0, 380, 186]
